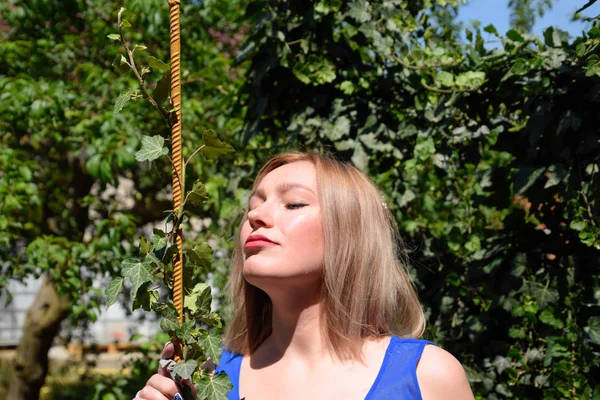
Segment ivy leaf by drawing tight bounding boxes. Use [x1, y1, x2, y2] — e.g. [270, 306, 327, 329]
[492, 355, 512, 374]
[584, 316, 600, 345]
[526, 281, 559, 309]
[200, 130, 234, 161]
[159, 305, 181, 332]
[139, 236, 151, 256]
[147, 56, 170, 72]
[132, 288, 159, 312]
[539, 308, 565, 329]
[105, 277, 123, 309]
[199, 330, 222, 363]
[135, 135, 169, 162]
[153, 71, 171, 105]
[347, 0, 371, 23]
[172, 359, 197, 380]
[196, 373, 232, 400]
[184, 283, 212, 314]
[107, 33, 120, 41]
[176, 320, 197, 343]
[121, 259, 153, 293]
[152, 233, 168, 259]
[188, 180, 209, 207]
[186, 243, 213, 271]
[114, 88, 135, 115]
[435, 71, 454, 87]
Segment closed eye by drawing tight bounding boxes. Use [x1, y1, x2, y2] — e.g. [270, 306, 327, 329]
[286, 203, 307, 210]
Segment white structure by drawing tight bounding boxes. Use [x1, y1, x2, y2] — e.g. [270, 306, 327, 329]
[0, 275, 160, 346]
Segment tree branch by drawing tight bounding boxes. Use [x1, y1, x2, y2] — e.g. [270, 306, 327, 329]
[84, 0, 110, 23]
[392, 54, 463, 71]
[421, 80, 480, 94]
[117, 8, 171, 127]
[575, 0, 598, 15]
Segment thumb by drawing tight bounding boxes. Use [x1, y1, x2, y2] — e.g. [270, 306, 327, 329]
[158, 341, 175, 376]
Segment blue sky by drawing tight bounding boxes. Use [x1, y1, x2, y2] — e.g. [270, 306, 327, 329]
[458, 0, 600, 38]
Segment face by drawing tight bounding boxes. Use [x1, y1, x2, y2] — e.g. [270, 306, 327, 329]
[240, 161, 324, 291]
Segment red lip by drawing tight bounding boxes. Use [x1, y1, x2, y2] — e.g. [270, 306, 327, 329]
[245, 234, 277, 248]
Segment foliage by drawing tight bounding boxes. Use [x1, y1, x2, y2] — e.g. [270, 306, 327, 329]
[0, 0, 246, 398]
[2, 0, 600, 399]
[507, 0, 554, 32]
[233, 0, 600, 398]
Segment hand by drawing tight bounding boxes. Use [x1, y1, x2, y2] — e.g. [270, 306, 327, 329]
[133, 342, 197, 400]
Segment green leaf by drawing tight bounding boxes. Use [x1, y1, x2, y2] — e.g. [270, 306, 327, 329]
[19, 165, 32, 181]
[513, 167, 544, 195]
[132, 288, 159, 311]
[147, 56, 170, 72]
[188, 180, 209, 207]
[492, 355, 512, 374]
[152, 233, 168, 259]
[153, 71, 171, 105]
[105, 277, 123, 309]
[112, 54, 130, 74]
[139, 236, 151, 256]
[121, 19, 131, 28]
[134, 44, 147, 51]
[114, 88, 135, 115]
[196, 373, 232, 400]
[184, 283, 212, 314]
[339, 81, 355, 95]
[435, 71, 454, 87]
[585, 316, 600, 345]
[506, 29, 524, 42]
[199, 330, 222, 363]
[172, 359, 197, 380]
[539, 308, 564, 329]
[175, 320, 197, 343]
[159, 305, 180, 332]
[186, 243, 213, 271]
[121, 259, 153, 293]
[483, 24, 498, 36]
[414, 138, 436, 161]
[107, 33, 120, 41]
[200, 130, 234, 161]
[135, 135, 169, 162]
[347, 0, 371, 23]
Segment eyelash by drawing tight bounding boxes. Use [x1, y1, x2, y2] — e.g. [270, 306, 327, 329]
[286, 203, 307, 210]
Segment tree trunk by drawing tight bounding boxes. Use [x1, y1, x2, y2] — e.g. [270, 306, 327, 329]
[7, 275, 71, 400]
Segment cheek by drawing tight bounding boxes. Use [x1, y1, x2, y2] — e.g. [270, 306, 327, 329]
[240, 220, 252, 243]
[287, 213, 323, 248]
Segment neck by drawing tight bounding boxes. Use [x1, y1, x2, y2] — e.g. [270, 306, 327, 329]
[260, 285, 331, 364]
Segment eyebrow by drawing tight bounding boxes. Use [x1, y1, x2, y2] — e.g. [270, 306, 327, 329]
[249, 182, 316, 200]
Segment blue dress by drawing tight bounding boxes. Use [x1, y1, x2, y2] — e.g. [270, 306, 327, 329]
[216, 336, 434, 399]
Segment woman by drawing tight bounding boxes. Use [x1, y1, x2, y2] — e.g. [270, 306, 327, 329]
[135, 152, 474, 399]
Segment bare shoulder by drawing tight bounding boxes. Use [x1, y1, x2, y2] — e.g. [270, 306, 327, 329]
[416, 344, 475, 400]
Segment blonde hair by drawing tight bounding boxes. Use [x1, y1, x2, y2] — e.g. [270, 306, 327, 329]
[224, 152, 425, 359]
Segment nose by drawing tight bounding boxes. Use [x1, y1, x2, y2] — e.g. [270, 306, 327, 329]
[247, 202, 274, 229]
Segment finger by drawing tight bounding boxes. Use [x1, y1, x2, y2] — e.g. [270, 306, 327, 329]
[158, 342, 174, 376]
[147, 374, 182, 399]
[180, 377, 197, 398]
[161, 341, 174, 359]
[136, 384, 171, 400]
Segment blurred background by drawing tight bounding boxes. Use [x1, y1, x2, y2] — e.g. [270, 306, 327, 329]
[1, 0, 599, 399]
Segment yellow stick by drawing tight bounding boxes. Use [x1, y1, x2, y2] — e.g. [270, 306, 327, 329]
[168, 0, 184, 363]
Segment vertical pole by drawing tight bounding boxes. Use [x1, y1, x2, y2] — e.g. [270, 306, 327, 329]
[168, 0, 184, 362]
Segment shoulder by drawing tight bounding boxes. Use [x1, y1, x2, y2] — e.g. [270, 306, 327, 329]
[416, 345, 474, 400]
[215, 348, 243, 375]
